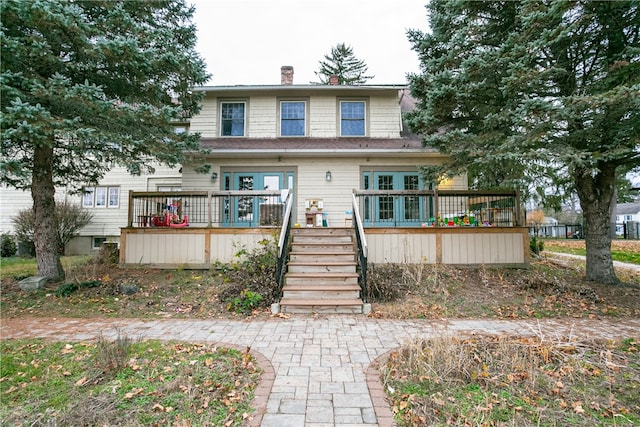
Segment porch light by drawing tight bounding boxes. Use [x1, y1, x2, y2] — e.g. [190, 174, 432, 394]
[210, 172, 218, 182]
[326, 171, 332, 182]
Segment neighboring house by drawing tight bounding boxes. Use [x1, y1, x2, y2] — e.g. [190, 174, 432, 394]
[615, 202, 640, 236]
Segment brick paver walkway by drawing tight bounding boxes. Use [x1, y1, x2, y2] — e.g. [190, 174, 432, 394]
[2, 316, 639, 426]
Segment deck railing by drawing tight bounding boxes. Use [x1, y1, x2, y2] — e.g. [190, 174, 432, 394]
[352, 189, 522, 227]
[275, 190, 294, 301]
[351, 193, 368, 303]
[127, 190, 287, 228]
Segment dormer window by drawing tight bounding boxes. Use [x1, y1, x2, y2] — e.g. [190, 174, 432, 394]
[221, 102, 245, 136]
[340, 100, 366, 136]
[280, 101, 306, 136]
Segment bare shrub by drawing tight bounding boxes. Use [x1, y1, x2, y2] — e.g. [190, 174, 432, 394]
[88, 330, 136, 384]
[366, 263, 427, 302]
[12, 201, 93, 255]
[55, 392, 143, 427]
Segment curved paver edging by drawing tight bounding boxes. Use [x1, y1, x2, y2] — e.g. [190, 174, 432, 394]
[366, 350, 398, 427]
[218, 344, 275, 427]
[2, 316, 640, 426]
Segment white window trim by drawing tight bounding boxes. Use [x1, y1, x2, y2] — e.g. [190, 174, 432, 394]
[82, 188, 95, 208]
[279, 99, 308, 137]
[338, 99, 368, 137]
[83, 186, 120, 208]
[219, 100, 248, 137]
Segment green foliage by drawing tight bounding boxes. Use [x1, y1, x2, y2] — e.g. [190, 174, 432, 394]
[218, 238, 278, 311]
[0, 339, 261, 426]
[314, 42, 374, 85]
[55, 280, 101, 298]
[530, 237, 544, 255]
[1, 233, 17, 258]
[12, 202, 93, 255]
[1, 0, 210, 279]
[226, 289, 263, 314]
[407, 0, 640, 284]
[1, 0, 210, 190]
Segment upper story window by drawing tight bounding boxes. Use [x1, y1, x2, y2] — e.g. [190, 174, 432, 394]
[221, 102, 245, 136]
[83, 186, 120, 208]
[280, 101, 306, 136]
[340, 101, 366, 136]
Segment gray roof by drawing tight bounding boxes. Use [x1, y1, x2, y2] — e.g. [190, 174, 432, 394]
[616, 202, 640, 215]
[194, 84, 407, 94]
[198, 137, 439, 158]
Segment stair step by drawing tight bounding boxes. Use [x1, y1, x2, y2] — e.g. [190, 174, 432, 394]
[292, 228, 354, 235]
[289, 253, 355, 262]
[285, 272, 359, 286]
[291, 243, 355, 252]
[280, 297, 363, 305]
[281, 228, 362, 314]
[282, 288, 360, 299]
[279, 298, 364, 314]
[283, 284, 360, 291]
[293, 236, 353, 244]
[287, 262, 357, 273]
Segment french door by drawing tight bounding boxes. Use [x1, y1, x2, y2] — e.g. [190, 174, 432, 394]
[362, 172, 427, 226]
[223, 171, 293, 227]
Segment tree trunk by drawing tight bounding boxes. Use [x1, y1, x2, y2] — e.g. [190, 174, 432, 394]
[32, 143, 65, 281]
[574, 165, 619, 285]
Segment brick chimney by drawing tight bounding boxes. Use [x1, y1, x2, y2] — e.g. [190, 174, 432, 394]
[281, 66, 294, 85]
[329, 74, 339, 85]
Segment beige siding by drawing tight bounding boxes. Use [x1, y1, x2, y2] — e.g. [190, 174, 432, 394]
[367, 233, 437, 263]
[121, 227, 528, 268]
[124, 232, 206, 265]
[366, 228, 528, 266]
[441, 232, 525, 264]
[369, 95, 402, 137]
[192, 92, 403, 139]
[0, 187, 35, 235]
[209, 232, 275, 263]
[437, 174, 468, 190]
[247, 96, 277, 137]
[308, 96, 337, 137]
[0, 164, 180, 255]
[190, 96, 217, 137]
[80, 164, 181, 238]
[121, 228, 275, 266]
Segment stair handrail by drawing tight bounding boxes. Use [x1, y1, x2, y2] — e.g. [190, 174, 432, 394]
[351, 192, 368, 303]
[275, 189, 293, 301]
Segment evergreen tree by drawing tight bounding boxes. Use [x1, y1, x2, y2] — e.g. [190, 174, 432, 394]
[314, 43, 374, 85]
[1, 0, 210, 280]
[407, 0, 640, 285]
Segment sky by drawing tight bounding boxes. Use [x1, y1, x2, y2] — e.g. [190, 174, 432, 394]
[190, 0, 430, 86]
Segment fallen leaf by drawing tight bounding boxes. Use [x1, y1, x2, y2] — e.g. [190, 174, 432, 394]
[75, 376, 88, 386]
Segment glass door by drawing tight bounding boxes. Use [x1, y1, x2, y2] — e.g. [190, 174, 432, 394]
[226, 172, 287, 227]
[367, 172, 425, 226]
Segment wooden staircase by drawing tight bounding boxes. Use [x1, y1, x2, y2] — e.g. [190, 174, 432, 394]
[278, 227, 366, 314]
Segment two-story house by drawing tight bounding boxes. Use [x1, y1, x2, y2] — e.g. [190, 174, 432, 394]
[179, 66, 459, 228]
[121, 67, 528, 270]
